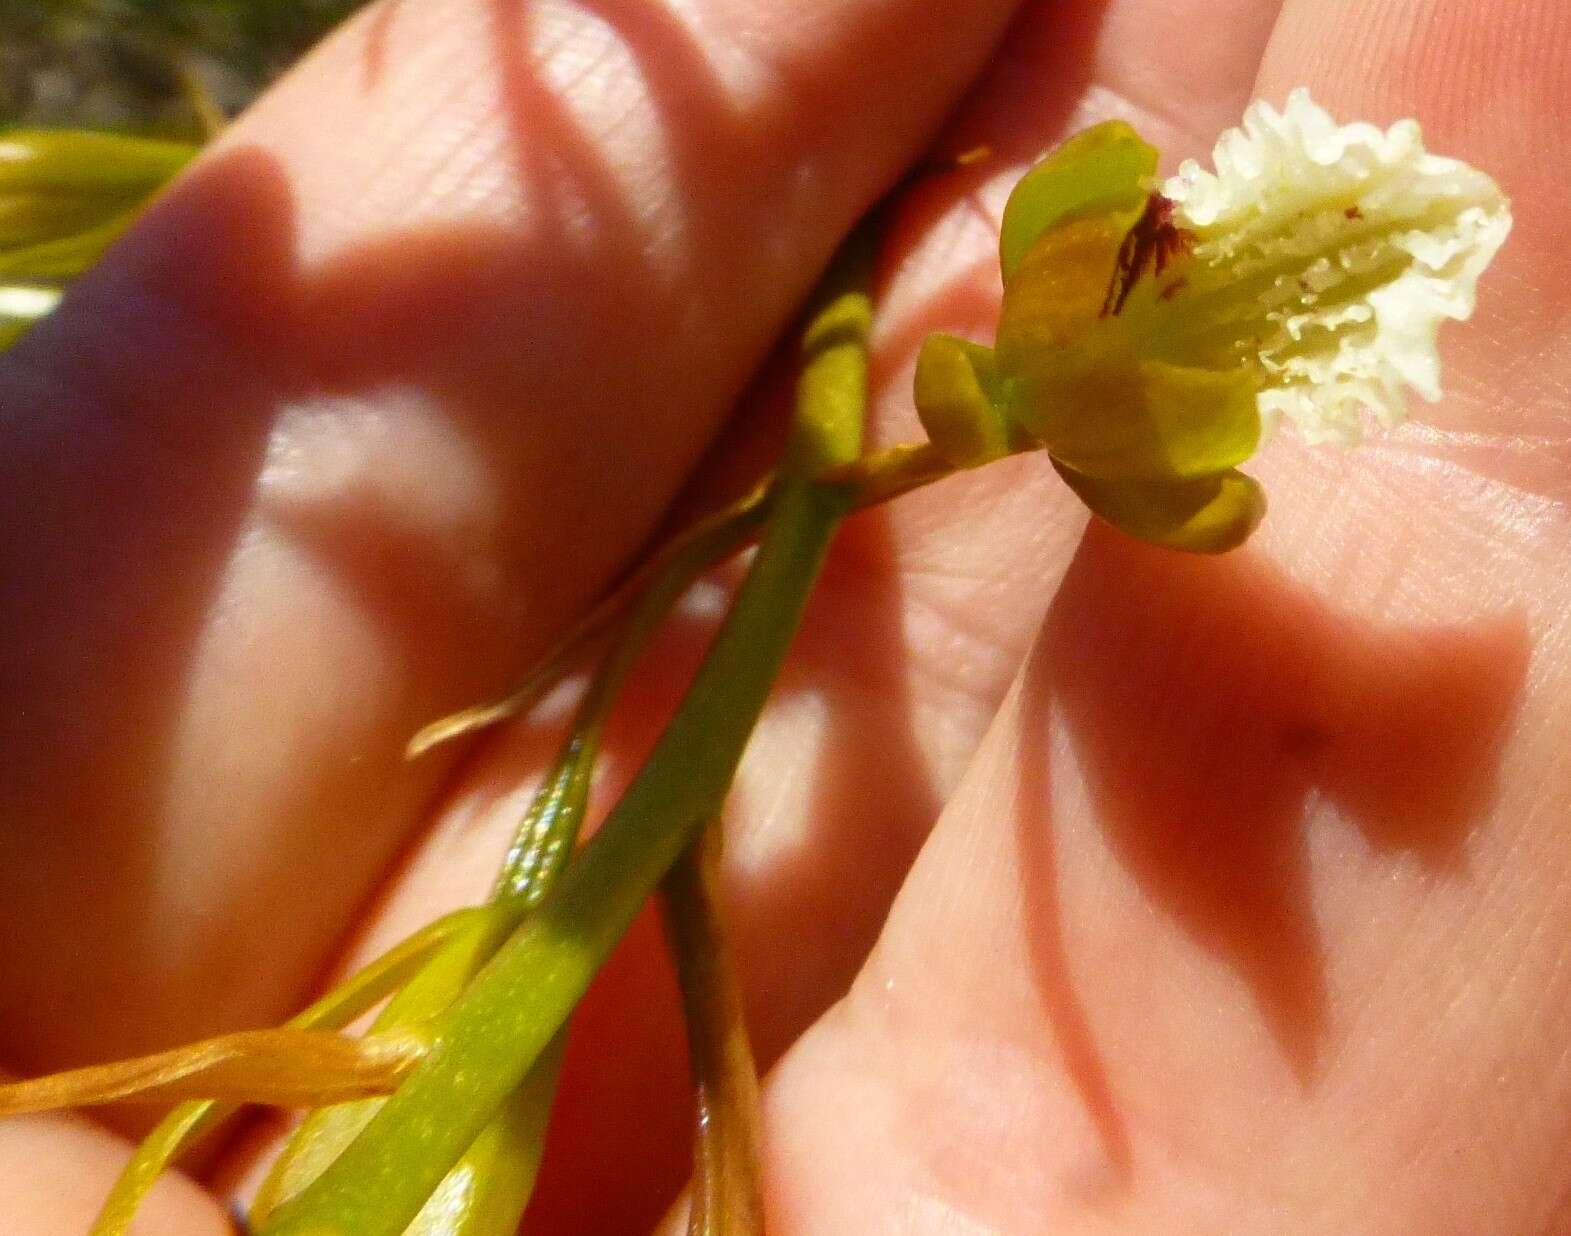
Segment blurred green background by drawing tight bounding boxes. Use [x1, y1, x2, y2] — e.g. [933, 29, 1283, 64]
[1, 0, 366, 134]
[0, 1, 370, 346]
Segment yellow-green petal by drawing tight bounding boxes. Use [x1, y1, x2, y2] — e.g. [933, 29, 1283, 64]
[1054, 461, 1264, 554]
[1010, 335, 1261, 481]
[912, 333, 1013, 467]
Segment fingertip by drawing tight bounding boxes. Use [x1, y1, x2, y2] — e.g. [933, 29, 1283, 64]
[0, 1111, 233, 1236]
[1258, 1, 1571, 180]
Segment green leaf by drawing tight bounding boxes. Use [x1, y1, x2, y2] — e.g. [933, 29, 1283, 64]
[998, 119, 1157, 280]
[0, 130, 195, 196]
[0, 210, 140, 281]
[0, 131, 196, 347]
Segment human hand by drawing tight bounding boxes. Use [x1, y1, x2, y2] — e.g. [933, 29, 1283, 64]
[1, 0, 1565, 1231]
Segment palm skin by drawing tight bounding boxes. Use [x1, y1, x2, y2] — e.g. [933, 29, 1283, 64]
[2, 0, 1569, 1232]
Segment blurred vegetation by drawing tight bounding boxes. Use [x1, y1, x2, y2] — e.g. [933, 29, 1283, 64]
[0, 1, 369, 348]
[1, 0, 369, 136]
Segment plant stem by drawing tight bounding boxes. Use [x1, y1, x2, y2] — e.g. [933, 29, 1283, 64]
[664, 826, 764, 1236]
[403, 438, 976, 761]
[260, 242, 873, 1236]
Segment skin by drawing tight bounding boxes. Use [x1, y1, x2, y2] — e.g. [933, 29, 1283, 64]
[2, 0, 1570, 1231]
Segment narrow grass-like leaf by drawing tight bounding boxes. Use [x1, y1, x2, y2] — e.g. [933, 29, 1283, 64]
[407, 481, 771, 759]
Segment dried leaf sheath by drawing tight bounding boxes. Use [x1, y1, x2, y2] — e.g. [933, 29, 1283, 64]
[0, 1028, 428, 1115]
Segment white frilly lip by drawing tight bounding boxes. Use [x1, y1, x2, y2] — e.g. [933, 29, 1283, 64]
[1163, 88, 1511, 446]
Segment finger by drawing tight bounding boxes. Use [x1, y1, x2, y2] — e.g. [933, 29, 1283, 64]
[763, 522, 1547, 1233]
[289, 1, 1289, 1229]
[762, 4, 1571, 1231]
[0, 1110, 229, 1234]
[0, 0, 1024, 1073]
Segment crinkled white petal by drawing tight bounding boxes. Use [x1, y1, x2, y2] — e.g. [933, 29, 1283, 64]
[1163, 88, 1511, 445]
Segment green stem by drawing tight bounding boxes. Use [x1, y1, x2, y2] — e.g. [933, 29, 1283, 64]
[260, 242, 872, 1236]
[401, 1033, 566, 1236]
[494, 489, 751, 901]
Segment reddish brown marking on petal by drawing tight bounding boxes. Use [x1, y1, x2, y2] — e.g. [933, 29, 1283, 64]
[1102, 193, 1195, 318]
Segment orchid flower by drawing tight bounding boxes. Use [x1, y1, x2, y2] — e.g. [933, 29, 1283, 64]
[915, 89, 1511, 552]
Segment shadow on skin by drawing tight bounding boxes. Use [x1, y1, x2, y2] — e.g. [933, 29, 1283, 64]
[737, 505, 943, 1058]
[0, 149, 303, 1083]
[1013, 628, 1135, 1188]
[1014, 520, 1528, 1176]
[269, 0, 869, 729]
[517, 379, 947, 1234]
[0, 0, 810, 1094]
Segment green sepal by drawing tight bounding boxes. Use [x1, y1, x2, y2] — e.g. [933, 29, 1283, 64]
[1054, 461, 1265, 554]
[996, 215, 1125, 368]
[998, 119, 1157, 280]
[912, 333, 1017, 467]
